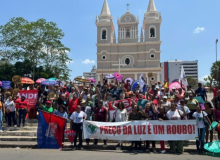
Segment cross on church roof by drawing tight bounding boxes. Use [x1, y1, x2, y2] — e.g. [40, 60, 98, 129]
[126, 3, 130, 11]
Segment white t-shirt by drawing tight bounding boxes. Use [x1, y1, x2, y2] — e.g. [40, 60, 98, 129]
[115, 109, 128, 122]
[5, 100, 15, 112]
[192, 111, 208, 128]
[70, 111, 87, 123]
[166, 109, 183, 120]
[177, 105, 190, 120]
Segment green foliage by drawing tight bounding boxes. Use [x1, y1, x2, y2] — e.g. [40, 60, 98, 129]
[187, 77, 198, 88]
[0, 17, 71, 80]
[204, 75, 214, 87]
[211, 61, 220, 83]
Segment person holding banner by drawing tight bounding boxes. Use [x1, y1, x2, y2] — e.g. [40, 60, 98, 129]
[15, 96, 28, 127]
[112, 101, 128, 147]
[193, 104, 213, 153]
[143, 102, 157, 153]
[128, 104, 143, 153]
[166, 103, 186, 154]
[94, 100, 108, 146]
[70, 105, 87, 150]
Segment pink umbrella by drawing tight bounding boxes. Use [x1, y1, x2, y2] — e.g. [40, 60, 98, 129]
[36, 78, 46, 84]
[168, 81, 185, 91]
[88, 78, 96, 83]
[204, 87, 210, 90]
[113, 73, 123, 80]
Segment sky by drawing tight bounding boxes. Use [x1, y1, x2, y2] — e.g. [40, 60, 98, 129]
[0, 0, 220, 82]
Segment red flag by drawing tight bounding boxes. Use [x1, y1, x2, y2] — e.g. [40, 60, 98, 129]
[65, 130, 76, 143]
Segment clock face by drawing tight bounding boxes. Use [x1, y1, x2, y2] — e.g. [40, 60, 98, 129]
[125, 16, 131, 22]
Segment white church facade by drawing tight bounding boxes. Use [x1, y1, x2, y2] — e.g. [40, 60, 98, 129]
[96, 0, 162, 84]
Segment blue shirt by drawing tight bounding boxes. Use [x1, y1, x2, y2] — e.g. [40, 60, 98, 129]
[54, 110, 68, 119]
[195, 88, 206, 101]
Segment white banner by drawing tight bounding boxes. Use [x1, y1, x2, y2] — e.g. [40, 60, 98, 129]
[83, 120, 198, 141]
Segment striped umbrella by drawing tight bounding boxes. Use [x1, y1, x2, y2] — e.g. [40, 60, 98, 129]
[21, 77, 34, 84]
[74, 76, 90, 83]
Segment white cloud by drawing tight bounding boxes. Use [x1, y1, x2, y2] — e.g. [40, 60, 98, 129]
[82, 59, 95, 64]
[199, 75, 209, 83]
[193, 27, 205, 34]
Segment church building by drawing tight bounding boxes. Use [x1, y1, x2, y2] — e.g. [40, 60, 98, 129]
[95, 0, 162, 84]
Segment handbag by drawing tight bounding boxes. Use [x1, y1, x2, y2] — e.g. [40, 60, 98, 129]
[202, 111, 209, 128]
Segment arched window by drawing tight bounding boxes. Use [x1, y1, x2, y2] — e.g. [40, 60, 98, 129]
[125, 58, 130, 65]
[150, 27, 155, 38]
[102, 29, 107, 40]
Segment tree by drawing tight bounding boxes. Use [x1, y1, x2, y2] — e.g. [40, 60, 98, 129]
[211, 61, 220, 84]
[0, 17, 71, 80]
[204, 75, 214, 88]
[187, 77, 198, 88]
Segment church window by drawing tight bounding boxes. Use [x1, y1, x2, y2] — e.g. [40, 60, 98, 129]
[126, 28, 130, 38]
[150, 53, 155, 59]
[102, 29, 107, 40]
[101, 55, 107, 60]
[150, 27, 155, 38]
[125, 58, 130, 65]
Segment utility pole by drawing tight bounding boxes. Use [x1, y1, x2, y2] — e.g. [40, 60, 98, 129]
[216, 39, 218, 84]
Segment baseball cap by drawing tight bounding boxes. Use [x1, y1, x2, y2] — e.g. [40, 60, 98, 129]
[172, 87, 176, 90]
[161, 87, 164, 90]
[81, 99, 86, 104]
[46, 101, 51, 104]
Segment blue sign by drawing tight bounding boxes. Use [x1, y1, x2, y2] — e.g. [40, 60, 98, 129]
[2, 81, 11, 89]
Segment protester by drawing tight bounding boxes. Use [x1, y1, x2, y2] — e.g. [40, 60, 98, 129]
[211, 85, 219, 98]
[5, 96, 17, 127]
[187, 94, 198, 119]
[15, 96, 28, 127]
[203, 101, 214, 143]
[166, 103, 186, 154]
[112, 101, 128, 147]
[0, 96, 4, 131]
[128, 104, 142, 153]
[143, 102, 157, 153]
[212, 90, 220, 109]
[195, 83, 207, 101]
[68, 93, 80, 116]
[157, 106, 168, 153]
[70, 105, 87, 150]
[193, 104, 213, 153]
[160, 96, 171, 113]
[177, 99, 190, 120]
[137, 93, 148, 110]
[94, 100, 108, 146]
[40, 101, 54, 113]
[54, 105, 68, 119]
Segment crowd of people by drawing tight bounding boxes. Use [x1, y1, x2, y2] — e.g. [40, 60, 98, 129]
[0, 78, 220, 154]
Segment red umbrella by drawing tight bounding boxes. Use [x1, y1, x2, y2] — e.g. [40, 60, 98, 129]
[113, 73, 123, 80]
[36, 78, 46, 84]
[21, 77, 34, 84]
[168, 81, 185, 91]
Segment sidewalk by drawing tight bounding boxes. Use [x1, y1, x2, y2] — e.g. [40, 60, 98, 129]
[0, 141, 198, 152]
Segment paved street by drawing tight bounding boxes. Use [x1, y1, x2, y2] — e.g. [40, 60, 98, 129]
[0, 149, 219, 160]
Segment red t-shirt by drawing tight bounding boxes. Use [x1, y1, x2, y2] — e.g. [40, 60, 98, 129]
[15, 99, 28, 109]
[212, 88, 217, 98]
[68, 98, 80, 113]
[95, 106, 108, 122]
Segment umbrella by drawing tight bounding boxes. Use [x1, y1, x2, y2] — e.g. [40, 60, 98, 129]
[124, 78, 134, 85]
[0, 81, 2, 87]
[41, 79, 58, 86]
[113, 73, 123, 80]
[168, 81, 185, 91]
[132, 80, 147, 93]
[74, 76, 90, 83]
[105, 74, 115, 79]
[204, 141, 220, 153]
[65, 130, 76, 143]
[88, 78, 96, 83]
[36, 78, 46, 84]
[49, 77, 56, 80]
[21, 77, 34, 84]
